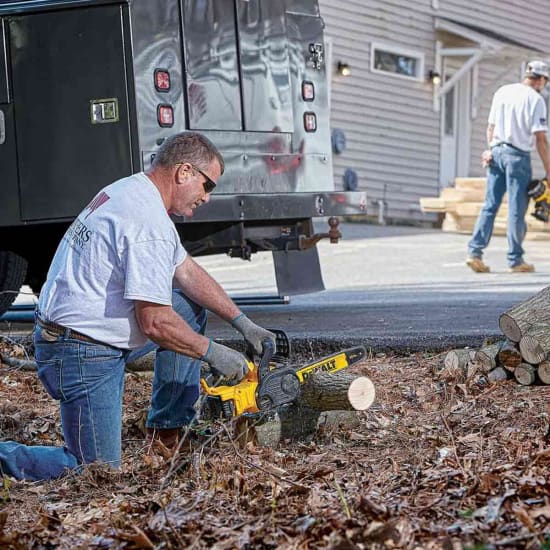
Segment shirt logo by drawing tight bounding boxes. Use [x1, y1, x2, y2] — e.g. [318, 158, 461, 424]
[540, 118, 547, 124]
[84, 191, 110, 219]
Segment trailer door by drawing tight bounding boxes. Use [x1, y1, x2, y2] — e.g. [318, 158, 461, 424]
[9, 4, 132, 221]
[182, 0, 243, 131]
[0, 19, 20, 226]
[236, 0, 293, 132]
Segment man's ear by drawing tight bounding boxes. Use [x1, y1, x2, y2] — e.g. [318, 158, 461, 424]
[175, 164, 187, 185]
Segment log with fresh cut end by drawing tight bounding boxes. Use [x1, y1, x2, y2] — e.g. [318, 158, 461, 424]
[444, 349, 471, 371]
[499, 286, 550, 342]
[518, 325, 550, 365]
[514, 363, 537, 386]
[299, 371, 375, 411]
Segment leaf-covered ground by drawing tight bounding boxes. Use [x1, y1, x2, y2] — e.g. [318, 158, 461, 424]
[0, 338, 549, 549]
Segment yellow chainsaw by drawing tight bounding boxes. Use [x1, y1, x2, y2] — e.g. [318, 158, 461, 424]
[528, 178, 550, 222]
[200, 330, 366, 419]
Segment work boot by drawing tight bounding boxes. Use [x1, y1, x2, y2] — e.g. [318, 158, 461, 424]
[466, 256, 490, 273]
[145, 427, 180, 449]
[508, 263, 535, 273]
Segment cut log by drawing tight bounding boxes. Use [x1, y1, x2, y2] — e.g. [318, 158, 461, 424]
[474, 343, 502, 373]
[438, 349, 474, 381]
[499, 286, 550, 342]
[538, 360, 550, 384]
[299, 372, 375, 411]
[444, 349, 471, 370]
[514, 363, 537, 386]
[488, 367, 509, 383]
[518, 325, 550, 365]
[497, 341, 522, 371]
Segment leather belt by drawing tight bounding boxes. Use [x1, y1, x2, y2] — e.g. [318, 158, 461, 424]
[494, 142, 529, 154]
[36, 316, 103, 345]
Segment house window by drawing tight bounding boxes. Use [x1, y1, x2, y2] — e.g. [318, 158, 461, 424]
[370, 43, 424, 81]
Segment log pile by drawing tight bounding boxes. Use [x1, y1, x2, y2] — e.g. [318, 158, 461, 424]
[420, 177, 550, 240]
[440, 286, 550, 386]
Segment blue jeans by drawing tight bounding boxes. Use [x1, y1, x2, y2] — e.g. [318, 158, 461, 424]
[468, 143, 531, 267]
[0, 290, 206, 481]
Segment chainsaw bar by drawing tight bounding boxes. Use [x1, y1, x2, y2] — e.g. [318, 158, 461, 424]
[255, 345, 367, 412]
[294, 346, 366, 382]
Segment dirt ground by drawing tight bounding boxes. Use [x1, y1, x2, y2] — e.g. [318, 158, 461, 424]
[0, 338, 549, 549]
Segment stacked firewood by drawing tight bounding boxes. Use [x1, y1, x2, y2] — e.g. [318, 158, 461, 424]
[420, 177, 550, 240]
[441, 286, 550, 386]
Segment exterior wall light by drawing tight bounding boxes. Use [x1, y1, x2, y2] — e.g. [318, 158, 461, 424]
[429, 70, 441, 85]
[337, 61, 351, 76]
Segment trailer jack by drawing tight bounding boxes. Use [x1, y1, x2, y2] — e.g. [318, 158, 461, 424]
[299, 216, 341, 250]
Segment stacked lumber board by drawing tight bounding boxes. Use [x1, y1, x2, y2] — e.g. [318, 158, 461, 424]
[440, 285, 550, 386]
[420, 177, 550, 240]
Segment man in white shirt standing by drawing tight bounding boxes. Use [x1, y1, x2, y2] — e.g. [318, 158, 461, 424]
[467, 60, 550, 273]
[0, 132, 276, 480]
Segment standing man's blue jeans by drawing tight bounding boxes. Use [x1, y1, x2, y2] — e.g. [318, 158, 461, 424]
[468, 143, 531, 267]
[0, 290, 206, 481]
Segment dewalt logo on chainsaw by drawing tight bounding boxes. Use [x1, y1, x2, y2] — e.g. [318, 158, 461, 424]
[295, 348, 364, 382]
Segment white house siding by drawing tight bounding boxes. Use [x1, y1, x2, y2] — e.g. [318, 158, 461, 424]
[319, 0, 550, 223]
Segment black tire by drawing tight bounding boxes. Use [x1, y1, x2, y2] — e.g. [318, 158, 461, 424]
[0, 251, 28, 317]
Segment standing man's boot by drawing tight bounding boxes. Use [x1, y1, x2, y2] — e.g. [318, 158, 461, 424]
[466, 257, 490, 273]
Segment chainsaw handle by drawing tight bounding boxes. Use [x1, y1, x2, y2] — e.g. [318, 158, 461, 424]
[258, 338, 275, 379]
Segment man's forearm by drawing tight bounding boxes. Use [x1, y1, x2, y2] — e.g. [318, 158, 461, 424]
[175, 257, 241, 322]
[136, 302, 210, 358]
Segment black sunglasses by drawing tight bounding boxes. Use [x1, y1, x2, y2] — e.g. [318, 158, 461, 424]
[176, 163, 216, 193]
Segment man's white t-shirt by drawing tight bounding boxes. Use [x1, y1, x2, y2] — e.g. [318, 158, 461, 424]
[488, 82, 548, 152]
[38, 173, 187, 349]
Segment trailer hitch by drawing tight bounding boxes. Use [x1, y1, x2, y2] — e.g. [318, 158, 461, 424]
[228, 244, 252, 261]
[299, 217, 341, 250]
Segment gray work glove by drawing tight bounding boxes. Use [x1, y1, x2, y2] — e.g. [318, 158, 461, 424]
[231, 314, 276, 356]
[201, 340, 248, 381]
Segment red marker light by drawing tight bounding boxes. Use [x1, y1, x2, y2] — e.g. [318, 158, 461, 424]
[157, 104, 174, 127]
[154, 69, 171, 92]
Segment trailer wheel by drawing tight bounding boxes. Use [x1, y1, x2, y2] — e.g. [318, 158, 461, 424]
[0, 251, 28, 317]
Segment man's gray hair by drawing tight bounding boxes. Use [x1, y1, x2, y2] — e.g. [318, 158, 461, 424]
[152, 131, 225, 174]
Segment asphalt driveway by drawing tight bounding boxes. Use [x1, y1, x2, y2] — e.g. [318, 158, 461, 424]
[198, 222, 550, 353]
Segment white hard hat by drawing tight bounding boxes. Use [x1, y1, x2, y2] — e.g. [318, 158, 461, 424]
[526, 60, 550, 79]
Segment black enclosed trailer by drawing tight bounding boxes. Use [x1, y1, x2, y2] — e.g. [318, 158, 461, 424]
[0, 0, 366, 314]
